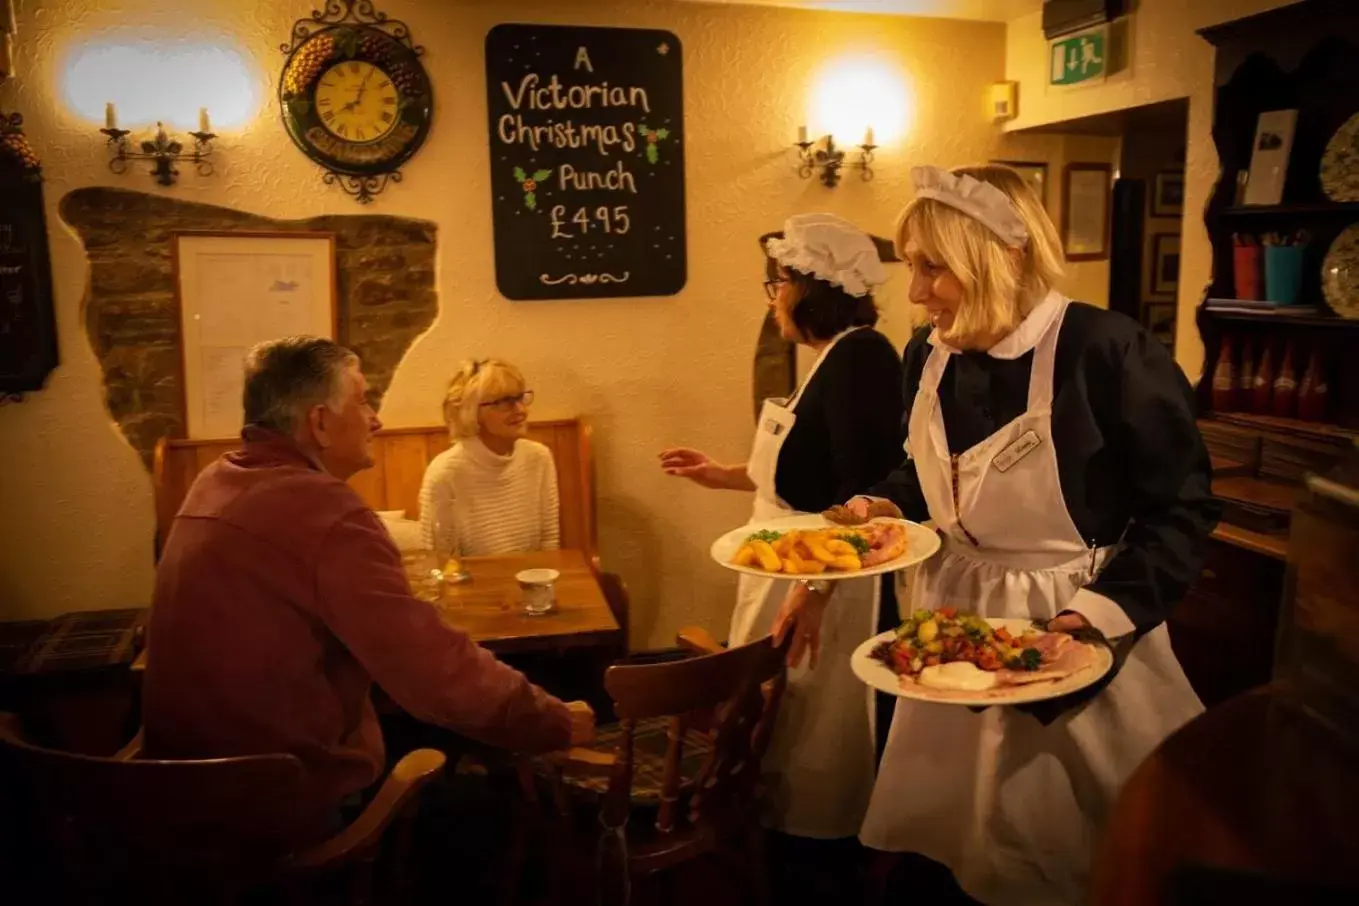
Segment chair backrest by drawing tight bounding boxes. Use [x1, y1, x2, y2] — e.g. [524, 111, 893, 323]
[599, 635, 787, 835]
[154, 418, 597, 555]
[0, 713, 313, 896]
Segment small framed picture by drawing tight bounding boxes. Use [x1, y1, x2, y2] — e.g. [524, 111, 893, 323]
[991, 160, 1048, 208]
[1244, 109, 1298, 206]
[1144, 302, 1176, 347]
[1151, 233, 1181, 297]
[1062, 163, 1112, 261]
[1152, 171, 1184, 217]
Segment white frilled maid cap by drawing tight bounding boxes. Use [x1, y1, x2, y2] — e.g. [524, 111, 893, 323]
[911, 165, 1030, 248]
[763, 213, 888, 297]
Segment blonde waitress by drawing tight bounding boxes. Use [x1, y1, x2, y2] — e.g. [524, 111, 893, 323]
[780, 166, 1215, 905]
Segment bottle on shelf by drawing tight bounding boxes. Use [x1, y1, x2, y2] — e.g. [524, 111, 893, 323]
[1252, 339, 1275, 414]
[1272, 339, 1299, 418]
[1297, 345, 1329, 422]
[1239, 335, 1256, 404]
[1212, 334, 1238, 412]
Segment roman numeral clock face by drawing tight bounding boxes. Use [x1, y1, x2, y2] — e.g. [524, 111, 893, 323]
[316, 61, 399, 143]
[278, 22, 433, 202]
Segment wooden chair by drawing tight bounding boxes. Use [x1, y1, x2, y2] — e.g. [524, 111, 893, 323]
[0, 713, 446, 904]
[521, 628, 787, 905]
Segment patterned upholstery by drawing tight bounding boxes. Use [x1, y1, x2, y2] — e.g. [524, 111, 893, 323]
[562, 716, 714, 802]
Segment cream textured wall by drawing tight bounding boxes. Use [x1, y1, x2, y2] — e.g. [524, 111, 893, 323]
[2, 0, 1077, 644]
[1004, 0, 1304, 381]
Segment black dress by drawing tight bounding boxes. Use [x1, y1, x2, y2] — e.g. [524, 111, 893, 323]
[773, 326, 905, 763]
[774, 327, 905, 513]
[869, 302, 1219, 636]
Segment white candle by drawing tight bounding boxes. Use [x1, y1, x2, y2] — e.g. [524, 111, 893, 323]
[864, 126, 875, 146]
[105, 102, 117, 130]
[199, 107, 211, 134]
[797, 124, 808, 144]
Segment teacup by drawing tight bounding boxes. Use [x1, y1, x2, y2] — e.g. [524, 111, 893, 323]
[516, 568, 560, 616]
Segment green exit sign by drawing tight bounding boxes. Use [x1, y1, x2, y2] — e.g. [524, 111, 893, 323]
[1050, 27, 1107, 86]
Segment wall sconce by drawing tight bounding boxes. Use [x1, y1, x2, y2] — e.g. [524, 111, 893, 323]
[98, 103, 217, 187]
[795, 126, 876, 188]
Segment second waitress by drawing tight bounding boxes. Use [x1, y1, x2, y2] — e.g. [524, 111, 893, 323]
[660, 213, 903, 839]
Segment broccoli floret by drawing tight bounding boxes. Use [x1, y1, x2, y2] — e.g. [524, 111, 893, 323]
[836, 533, 872, 556]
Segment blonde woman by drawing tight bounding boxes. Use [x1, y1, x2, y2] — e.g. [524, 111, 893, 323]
[419, 360, 560, 557]
[781, 166, 1215, 905]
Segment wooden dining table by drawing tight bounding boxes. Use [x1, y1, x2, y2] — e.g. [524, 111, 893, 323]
[132, 548, 621, 672]
[411, 548, 622, 655]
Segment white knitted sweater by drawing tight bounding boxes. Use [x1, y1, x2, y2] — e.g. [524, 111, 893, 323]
[418, 437, 561, 557]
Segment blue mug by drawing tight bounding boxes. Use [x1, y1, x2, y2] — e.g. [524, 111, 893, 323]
[1264, 245, 1306, 306]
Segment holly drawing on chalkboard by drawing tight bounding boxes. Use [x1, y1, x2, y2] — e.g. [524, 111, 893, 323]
[638, 124, 670, 164]
[513, 166, 552, 210]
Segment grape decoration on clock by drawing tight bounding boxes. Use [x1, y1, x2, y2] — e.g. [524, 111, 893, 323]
[279, 0, 433, 204]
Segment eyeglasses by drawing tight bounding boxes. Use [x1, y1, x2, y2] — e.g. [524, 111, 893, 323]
[764, 279, 788, 301]
[479, 390, 535, 412]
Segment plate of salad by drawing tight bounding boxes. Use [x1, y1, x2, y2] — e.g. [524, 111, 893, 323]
[709, 514, 940, 580]
[851, 607, 1114, 705]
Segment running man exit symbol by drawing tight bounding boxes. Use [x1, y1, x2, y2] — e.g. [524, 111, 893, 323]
[1049, 28, 1107, 86]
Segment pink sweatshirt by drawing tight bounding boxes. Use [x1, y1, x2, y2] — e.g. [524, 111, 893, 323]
[143, 429, 572, 827]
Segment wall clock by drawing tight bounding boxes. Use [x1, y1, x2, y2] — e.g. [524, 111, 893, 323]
[279, 1, 433, 204]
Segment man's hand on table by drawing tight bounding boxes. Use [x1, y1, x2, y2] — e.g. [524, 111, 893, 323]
[567, 700, 596, 746]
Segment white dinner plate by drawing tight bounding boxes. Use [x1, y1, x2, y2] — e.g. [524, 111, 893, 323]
[850, 620, 1115, 706]
[709, 514, 940, 581]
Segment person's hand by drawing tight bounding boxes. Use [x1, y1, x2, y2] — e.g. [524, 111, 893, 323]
[565, 700, 595, 746]
[1046, 612, 1091, 634]
[771, 582, 831, 669]
[825, 497, 904, 525]
[659, 448, 733, 490]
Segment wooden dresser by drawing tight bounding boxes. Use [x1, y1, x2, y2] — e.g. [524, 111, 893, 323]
[1173, 0, 1359, 707]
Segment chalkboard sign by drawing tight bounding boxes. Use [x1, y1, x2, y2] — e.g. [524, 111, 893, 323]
[485, 23, 686, 300]
[0, 174, 58, 395]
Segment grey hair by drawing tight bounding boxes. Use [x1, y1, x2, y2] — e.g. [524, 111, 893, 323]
[242, 336, 359, 434]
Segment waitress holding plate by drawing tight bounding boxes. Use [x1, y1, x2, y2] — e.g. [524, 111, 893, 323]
[781, 167, 1216, 905]
[660, 213, 903, 842]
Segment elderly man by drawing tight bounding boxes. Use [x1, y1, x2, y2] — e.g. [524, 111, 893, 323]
[144, 336, 589, 835]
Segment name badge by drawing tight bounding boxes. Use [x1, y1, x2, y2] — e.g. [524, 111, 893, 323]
[992, 430, 1041, 473]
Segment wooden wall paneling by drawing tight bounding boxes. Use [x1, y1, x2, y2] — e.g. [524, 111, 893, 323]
[381, 433, 431, 521]
[347, 442, 385, 511]
[153, 420, 597, 558]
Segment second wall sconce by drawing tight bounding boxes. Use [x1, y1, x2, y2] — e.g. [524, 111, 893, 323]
[98, 103, 218, 187]
[796, 125, 876, 188]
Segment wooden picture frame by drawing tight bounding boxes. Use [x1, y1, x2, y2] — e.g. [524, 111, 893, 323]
[1151, 232, 1182, 297]
[1152, 171, 1184, 217]
[991, 160, 1049, 208]
[172, 231, 338, 439]
[0, 174, 59, 397]
[1062, 163, 1112, 261]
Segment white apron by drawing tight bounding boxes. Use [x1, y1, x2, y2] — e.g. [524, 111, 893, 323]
[729, 327, 881, 840]
[859, 296, 1203, 905]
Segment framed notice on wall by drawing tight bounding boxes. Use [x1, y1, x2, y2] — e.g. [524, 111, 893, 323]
[485, 23, 686, 300]
[173, 232, 336, 438]
[1062, 163, 1112, 261]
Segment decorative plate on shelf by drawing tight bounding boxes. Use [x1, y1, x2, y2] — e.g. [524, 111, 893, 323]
[1321, 223, 1359, 319]
[1320, 112, 1359, 203]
